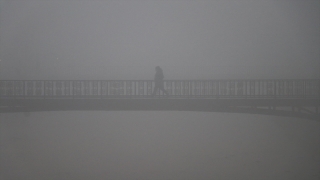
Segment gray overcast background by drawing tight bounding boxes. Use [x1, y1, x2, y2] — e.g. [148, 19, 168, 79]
[0, 0, 319, 79]
[1, 1, 320, 180]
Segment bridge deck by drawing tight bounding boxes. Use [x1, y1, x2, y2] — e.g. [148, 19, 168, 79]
[1, 80, 319, 120]
[1, 99, 319, 120]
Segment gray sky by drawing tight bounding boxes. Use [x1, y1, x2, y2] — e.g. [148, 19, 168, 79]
[1, 0, 319, 80]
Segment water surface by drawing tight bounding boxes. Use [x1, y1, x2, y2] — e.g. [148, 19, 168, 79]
[1, 111, 319, 180]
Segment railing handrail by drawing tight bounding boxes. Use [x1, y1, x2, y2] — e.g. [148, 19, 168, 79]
[1, 79, 320, 81]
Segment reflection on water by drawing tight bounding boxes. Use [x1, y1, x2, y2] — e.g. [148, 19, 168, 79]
[1, 112, 319, 180]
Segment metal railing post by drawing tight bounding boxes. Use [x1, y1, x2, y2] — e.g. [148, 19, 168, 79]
[274, 80, 276, 99]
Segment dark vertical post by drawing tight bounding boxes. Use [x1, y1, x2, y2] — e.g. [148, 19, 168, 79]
[188, 81, 190, 99]
[132, 81, 134, 97]
[274, 80, 276, 99]
[189, 81, 192, 98]
[100, 81, 102, 99]
[12, 81, 15, 97]
[245, 80, 247, 99]
[23, 80, 25, 99]
[318, 79, 320, 100]
[137, 81, 140, 97]
[303, 79, 306, 99]
[124, 81, 126, 97]
[252, 80, 255, 97]
[42, 81, 44, 99]
[107, 80, 109, 97]
[44, 81, 47, 99]
[52, 81, 55, 98]
[12, 81, 15, 99]
[258, 80, 260, 97]
[51, 80, 53, 98]
[217, 80, 220, 99]
[72, 81, 74, 99]
[141, 80, 143, 97]
[68, 81, 70, 98]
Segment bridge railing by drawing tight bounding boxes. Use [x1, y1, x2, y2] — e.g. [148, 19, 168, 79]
[0, 80, 319, 99]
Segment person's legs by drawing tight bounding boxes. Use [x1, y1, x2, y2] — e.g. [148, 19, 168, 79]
[159, 82, 169, 95]
[160, 87, 169, 95]
[153, 81, 168, 96]
[152, 85, 159, 96]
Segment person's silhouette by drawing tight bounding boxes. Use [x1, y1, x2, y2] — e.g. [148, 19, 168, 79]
[152, 66, 169, 96]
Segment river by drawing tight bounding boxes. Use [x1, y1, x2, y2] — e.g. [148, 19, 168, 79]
[1, 111, 319, 180]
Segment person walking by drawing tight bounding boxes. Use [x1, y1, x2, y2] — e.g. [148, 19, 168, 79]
[152, 66, 169, 96]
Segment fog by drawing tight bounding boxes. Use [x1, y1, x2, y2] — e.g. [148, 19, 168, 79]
[0, 0, 320, 179]
[0, 0, 319, 79]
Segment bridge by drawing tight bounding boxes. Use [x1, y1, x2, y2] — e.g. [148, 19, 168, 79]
[0, 79, 319, 121]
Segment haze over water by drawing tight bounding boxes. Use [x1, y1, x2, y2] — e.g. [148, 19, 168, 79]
[1, 112, 319, 179]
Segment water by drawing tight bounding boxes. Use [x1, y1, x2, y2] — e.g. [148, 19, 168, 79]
[1, 111, 319, 180]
